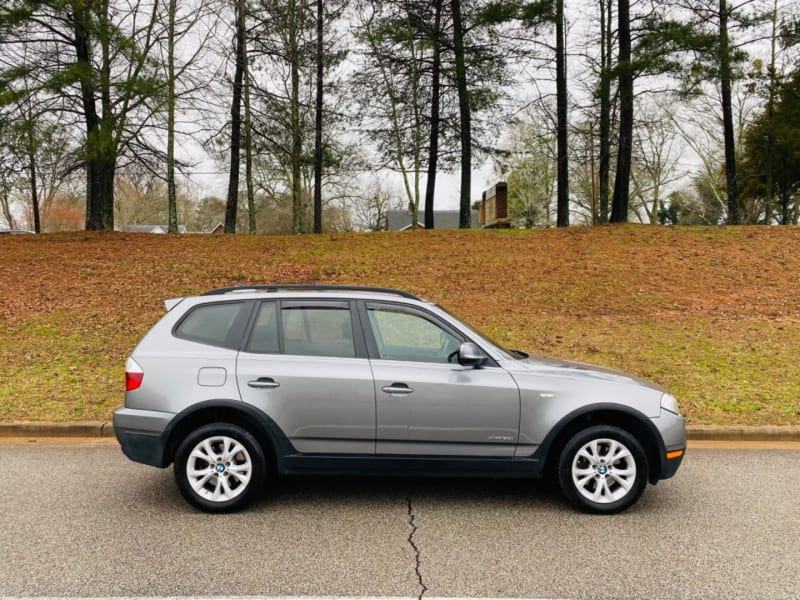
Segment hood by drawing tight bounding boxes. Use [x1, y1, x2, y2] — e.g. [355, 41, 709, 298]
[507, 353, 665, 392]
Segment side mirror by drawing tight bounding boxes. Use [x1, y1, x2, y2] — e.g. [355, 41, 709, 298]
[458, 342, 488, 368]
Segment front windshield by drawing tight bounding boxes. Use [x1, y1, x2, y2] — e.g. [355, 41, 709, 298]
[434, 304, 524, 360]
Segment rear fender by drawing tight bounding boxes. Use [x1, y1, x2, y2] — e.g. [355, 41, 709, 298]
[161, 399, 294, 471]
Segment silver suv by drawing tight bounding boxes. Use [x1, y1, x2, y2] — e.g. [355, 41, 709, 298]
[114, 285, 685, 514]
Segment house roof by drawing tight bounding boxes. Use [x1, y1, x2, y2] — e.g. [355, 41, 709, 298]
[117, 224, 188, 234]
[387, 210, 480, 231]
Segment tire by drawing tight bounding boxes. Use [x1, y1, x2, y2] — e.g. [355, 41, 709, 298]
[557, 425, 648, 514]
[174, 423, 266, 513]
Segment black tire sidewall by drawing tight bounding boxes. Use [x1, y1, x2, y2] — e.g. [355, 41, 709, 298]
[174, 422, 266, 513]
[558, 425, 648, 514]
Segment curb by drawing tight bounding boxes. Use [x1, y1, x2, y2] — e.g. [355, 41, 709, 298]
[686, 425, 800, 442]
[1, 422, 800, 442]
[0, 422, 115, 438]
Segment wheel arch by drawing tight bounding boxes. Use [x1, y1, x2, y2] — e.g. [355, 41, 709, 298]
[537, 404, 666, 484]
[161, 400, 292, 472]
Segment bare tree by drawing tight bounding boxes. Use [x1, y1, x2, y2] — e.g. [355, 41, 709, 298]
[352, 0, 430, 229]
[673, 0, 770, 224]
[351, 177, 402, 231]
[629, 98, 686, 223]
[496, 117, 557, 228]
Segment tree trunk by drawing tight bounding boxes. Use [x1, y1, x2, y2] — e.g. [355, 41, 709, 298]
[765, 0, 778, 225]
[92, 157, 115, 231]
[424, 0, 443, 231]
[72, 7, 103, 231]
[719, 0, 739, 225]
[23, 121, 42, 233]
[313, 0, 324, 234]
[611, 0, 632, 223]
[290, 0, 303, 234]
[598, 0, 612, 224]
[98, 0, 114, 231]
[451, 0, 471, 229]
[28, 155, 41, 234]
[225, 0, 247, 234]
[555, 0, 569, 227]
[167, 0, 177, 233]
[243, 3, 255, 234]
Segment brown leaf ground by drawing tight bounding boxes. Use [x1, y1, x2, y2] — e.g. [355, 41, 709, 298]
[1, 225, 799, 425]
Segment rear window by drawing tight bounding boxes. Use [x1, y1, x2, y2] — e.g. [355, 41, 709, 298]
[174, 302, 247, 348]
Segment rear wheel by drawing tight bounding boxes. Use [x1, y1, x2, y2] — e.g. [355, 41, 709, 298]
[557, 425, 648, 514]
[174, 423, 266, 513]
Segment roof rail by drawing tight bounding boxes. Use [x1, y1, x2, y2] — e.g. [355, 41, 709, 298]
[200, 284, 421, 300]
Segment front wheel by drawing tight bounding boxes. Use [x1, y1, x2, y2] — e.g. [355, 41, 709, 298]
[557, 425, 648, 514]
[174, 423, 266, 513]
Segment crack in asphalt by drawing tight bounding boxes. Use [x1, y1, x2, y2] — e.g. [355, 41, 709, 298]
[406, 492, 428, 600]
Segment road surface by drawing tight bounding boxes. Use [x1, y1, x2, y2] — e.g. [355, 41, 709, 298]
[1, 439, 798, 599]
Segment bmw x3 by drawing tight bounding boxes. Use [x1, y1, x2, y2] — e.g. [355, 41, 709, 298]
[114, 285, 686, 514]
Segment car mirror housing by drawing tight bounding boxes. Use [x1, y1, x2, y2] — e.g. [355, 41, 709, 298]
[458, 342, 488, 368]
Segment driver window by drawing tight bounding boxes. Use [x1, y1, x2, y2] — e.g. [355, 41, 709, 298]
[368, 307, 461, 363]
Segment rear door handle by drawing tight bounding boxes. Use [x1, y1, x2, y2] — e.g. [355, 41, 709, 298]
[248, 377, 280, 390]
[381, 383, 413, 395]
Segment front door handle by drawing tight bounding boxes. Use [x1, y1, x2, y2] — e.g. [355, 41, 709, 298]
[248, 377, 280, 390]
[381, 383, 413, 395]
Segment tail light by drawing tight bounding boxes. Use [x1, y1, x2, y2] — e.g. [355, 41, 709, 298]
[125, 357, 144, 392]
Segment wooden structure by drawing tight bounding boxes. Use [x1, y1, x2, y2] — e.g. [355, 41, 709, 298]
[479, 182, 509, 228]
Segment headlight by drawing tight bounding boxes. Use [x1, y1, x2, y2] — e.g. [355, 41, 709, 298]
[661, 393, 680, 415]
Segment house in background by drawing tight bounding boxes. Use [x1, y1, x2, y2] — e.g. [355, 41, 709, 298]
[386, 210, 480, 231]
[117, 224, 188, 234]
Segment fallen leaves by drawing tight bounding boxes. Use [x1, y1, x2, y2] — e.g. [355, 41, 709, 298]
[1, 224, 799, 424]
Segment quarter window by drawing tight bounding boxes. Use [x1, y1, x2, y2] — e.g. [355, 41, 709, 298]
[174, 302, 246, 348]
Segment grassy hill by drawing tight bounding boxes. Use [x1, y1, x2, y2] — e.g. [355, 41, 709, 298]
[1, 225, 798, 425]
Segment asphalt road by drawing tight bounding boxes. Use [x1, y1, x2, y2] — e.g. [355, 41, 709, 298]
[1, 440, 799, 600]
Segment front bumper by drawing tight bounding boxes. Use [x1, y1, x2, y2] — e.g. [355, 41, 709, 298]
[659, 447, 685, 479]
[654, 408, 687, 481]
[113, 408, 173, 468]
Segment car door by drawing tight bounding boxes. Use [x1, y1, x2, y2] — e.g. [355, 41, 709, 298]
[362, 302, 520, 457]
[236, 300, 375, 454]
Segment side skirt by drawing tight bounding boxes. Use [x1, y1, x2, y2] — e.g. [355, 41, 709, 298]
[280, 453, 545, 479]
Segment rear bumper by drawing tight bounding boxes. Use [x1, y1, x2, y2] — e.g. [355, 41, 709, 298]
[113, 408, 173, 468]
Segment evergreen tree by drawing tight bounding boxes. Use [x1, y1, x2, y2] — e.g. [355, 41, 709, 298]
[0, 0, 169, 231]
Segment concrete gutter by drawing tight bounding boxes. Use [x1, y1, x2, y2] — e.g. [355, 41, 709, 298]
[1, 422, 800, 442]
